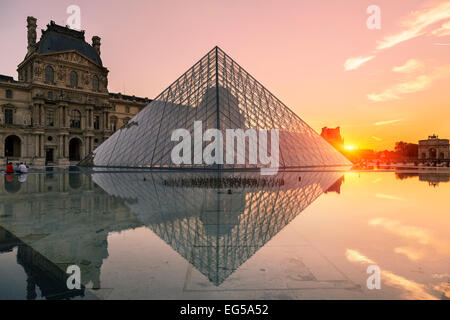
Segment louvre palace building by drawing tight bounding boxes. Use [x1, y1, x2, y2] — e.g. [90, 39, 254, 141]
[0, 17, 150, 166]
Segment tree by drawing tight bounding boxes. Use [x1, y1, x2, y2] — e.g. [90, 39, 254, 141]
[395, 141, 418, 159]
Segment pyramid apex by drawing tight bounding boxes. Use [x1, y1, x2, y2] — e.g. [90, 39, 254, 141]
[213, 45, 224, 53]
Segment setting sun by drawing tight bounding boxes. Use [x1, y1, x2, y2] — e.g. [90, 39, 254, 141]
[344, 145, 357, 151]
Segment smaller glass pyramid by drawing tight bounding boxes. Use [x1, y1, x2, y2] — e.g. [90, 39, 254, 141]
[92, 47, 351, 169]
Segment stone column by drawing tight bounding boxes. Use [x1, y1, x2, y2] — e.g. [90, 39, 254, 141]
[35, 135, 39, 157]
[61, 107, 65, 128]
[58, 135, 63, 158]
[40, 105, 45, 126]
[64, 107, 70, 128]
[58, 106, 63, 128]
[65, 136, 69, 158]
[63, 136, 66, 158]
[22, 135, 27, 158]
[33, 104, 39, 126]
[65, 107, 69, 128]
[85, 137, 89, 155]
[90, 109, 94, 129]
[103, 112, 109, 130]
[40, 134, 44, 157]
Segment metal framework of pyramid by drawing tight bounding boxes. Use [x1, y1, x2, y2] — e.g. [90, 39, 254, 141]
[91, 47, 351, 169]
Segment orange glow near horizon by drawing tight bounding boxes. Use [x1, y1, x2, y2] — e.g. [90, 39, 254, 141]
[344, 145, 358, 151]
[1, 0, 450, 151]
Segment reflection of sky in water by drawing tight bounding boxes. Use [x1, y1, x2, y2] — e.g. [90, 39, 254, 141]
[0, 170, 449, 300]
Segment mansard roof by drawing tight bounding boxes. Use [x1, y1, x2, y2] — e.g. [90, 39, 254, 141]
[0, 75, 16, 83]
[35, 21, 102, 66]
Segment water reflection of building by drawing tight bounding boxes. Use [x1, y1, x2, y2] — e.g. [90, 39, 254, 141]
[395, 172, 450, 187]
[0, 227, 86, 299]
[0, 172, 141, 295]
[418, 135, 450, 161]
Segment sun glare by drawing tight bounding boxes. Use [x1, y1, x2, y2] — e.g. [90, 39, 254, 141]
[344, 145, 357, 151]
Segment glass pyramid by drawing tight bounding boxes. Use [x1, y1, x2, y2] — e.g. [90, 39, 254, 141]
[92, 47, 351, 169]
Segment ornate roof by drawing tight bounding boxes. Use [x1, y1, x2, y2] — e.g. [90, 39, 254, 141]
[35, 21, 102, 66]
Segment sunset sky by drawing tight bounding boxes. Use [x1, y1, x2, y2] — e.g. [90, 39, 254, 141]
[1, 0, 449, 150]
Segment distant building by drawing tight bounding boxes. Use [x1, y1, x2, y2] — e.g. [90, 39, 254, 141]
[418, 135, 449, 160]
[0, 17, 150, 166]
[321, 127, 344, 148]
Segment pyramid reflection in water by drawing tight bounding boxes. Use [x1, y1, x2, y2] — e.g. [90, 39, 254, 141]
[0, 171, 344, 293]
[92, 170, 344, 285]
[91, 47, 350, 169]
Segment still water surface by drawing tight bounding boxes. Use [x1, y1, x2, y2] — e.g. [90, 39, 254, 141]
[0, 169, 449, 299]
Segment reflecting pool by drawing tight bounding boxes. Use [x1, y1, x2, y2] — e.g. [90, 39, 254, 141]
[0, 169, 449, 299]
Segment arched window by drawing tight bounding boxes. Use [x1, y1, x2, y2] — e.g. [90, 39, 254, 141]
[45, 66, 54, 83]
[70, 110, 81, 128]
[5, 135, 21, 157]
[92, 75, 99, 91]
[70, 71, 78, 87]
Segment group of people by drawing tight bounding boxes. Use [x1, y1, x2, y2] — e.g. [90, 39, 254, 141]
[5, 162, 28, 174]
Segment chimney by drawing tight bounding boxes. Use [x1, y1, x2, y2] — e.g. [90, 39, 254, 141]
[27, 16, 37, 55]
[92, 36, 101, 56]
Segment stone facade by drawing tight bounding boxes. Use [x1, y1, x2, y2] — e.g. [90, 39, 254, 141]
[0, 18, 150, 166]
[418, 135, 450, 160]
